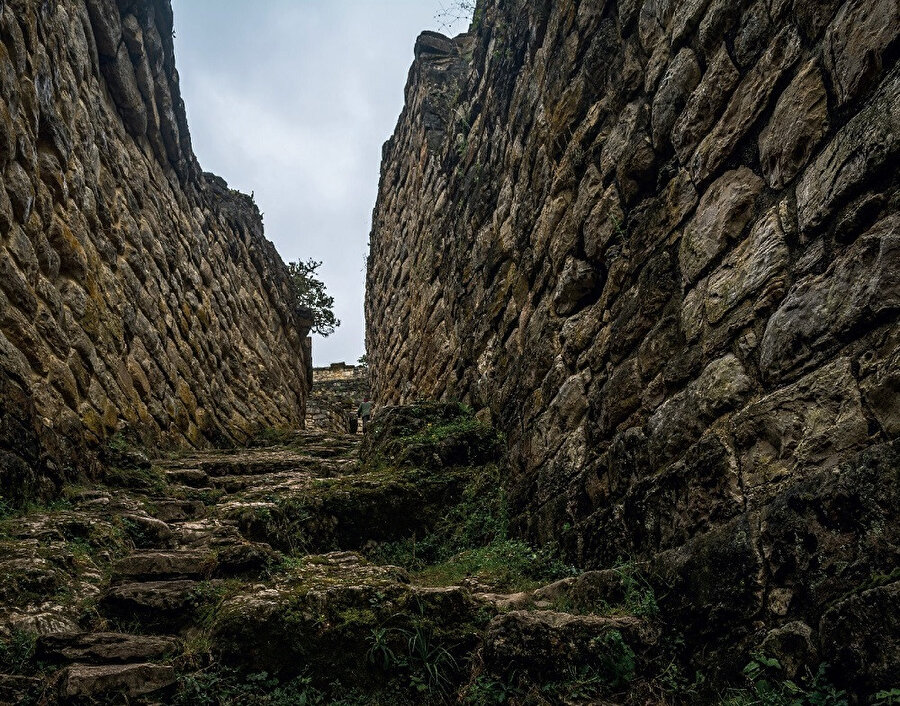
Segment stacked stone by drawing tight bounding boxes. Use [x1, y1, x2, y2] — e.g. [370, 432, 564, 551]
[367, 0, 898, 690]
[0, 0, 311, 502]
[305, 364, 370, 433]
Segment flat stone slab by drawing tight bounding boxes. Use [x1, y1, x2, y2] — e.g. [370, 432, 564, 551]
[61, 662, 175, 698]
[112, 550, 216, 581]
[37, 632, 179, 664]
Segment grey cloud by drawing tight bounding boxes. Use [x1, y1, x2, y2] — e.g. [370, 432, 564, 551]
[172, 1, 471, 364]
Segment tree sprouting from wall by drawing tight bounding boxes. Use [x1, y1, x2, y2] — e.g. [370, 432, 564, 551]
[287, 259, 341, 337]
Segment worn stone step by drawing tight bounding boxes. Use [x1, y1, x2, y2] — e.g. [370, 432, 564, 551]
[0, 673, 43, 704]
[122, 514, 176, 549]
[481, 610, 659, 683]
[170, 519, 243, 549]
[36, 632, 179, 665]
[163, 468, 210, 487]
[59, 662, 176, 700]
[111, 550, 216, 582]
[148, 500, 206, 523]
[99, 580, 220, 631]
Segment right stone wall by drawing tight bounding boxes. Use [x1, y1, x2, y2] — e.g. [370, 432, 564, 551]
[367, 0, 898, 690]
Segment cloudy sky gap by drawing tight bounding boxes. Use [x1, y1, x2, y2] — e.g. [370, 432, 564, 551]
[171, 1, 471, 366]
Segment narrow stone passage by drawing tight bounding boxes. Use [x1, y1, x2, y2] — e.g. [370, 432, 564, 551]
[0, 410, 661, 705]
[0, 406, 659, 704]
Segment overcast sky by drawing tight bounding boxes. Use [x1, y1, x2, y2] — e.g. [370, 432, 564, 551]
[171, 1, 472, 366]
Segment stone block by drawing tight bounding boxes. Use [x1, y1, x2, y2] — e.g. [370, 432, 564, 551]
[679, 167, 763, 284]
[797, 66, 900, 236]
[761, 215, 900, 381]
[824, 0, 899, 107]
[759, 60, 829, 189]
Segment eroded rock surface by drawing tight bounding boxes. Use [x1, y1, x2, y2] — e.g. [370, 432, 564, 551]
[366, 0, 899, 699]
[0, 0, 312, 505]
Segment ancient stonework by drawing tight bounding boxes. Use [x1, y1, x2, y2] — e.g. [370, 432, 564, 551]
[1, 0, 312, 503]
[305, 363, 370, 433]
[367, 0, 899, 691]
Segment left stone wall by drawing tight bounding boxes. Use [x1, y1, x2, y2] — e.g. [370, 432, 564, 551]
[0, 0, 312, 503]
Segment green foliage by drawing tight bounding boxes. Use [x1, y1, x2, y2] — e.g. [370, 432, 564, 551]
[0, 629, 36, 673]
[366, 624, 459, 698]
[174, 668, 334, 706]
[248, 426, 299, 448]
[607, 558, 660, 618]
[722, 659, 849, 706]
[106, 432, 129, 453]
[0, 495, 15, 521]
[100, 464, 168, 493]
[872, 689, 900, 706]
[368, 462, 576, 592]
[286, 258, 340, 337]
[591, 630, 637, 689]
[542, 664, 618, 701]
[464, 675, 514, 705]
[415, 539, 576, 592]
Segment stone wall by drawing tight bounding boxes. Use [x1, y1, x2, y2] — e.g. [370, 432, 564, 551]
[1, 0, 312, 503]
[306, 363, 369, 433]
[366, 0, 898, 688]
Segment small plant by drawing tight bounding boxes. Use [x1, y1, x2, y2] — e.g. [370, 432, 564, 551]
[722, 658, 849, 706]
[0, 629, 36, 673]
[611, 558, 659, 618]
[365, 622, 460, 698]
[173, 667, 329, 705]
[592, 630, 637, 689]
[873, 689, 900, 706]
[464, 675, 514, 704]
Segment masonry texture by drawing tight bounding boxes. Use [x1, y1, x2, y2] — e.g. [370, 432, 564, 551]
[367, 0, 899, 687]
[305, 363, 370, 433]
[0, 0, 312, 503]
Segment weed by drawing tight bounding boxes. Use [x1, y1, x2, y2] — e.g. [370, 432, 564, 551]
[592, 630, 637, 689]
[368, 462, 576, 592]
[873, 689, 900, 706]
[365, 623, 460, 698]
[722, 658, 849, 706]
[612, 558, 659, 618]
[173, 667, 329, 706]
[464, 675, 514, 704]
[0, 629, 36, 673]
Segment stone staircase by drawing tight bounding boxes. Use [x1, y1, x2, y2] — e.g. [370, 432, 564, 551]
[0, 429, 657, 705]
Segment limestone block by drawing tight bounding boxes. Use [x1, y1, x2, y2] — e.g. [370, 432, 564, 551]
[824, 0, 899, 107]
[705, 207, 789, 325]
[689, 27, 800, 183]
[679, 167, 763, 285]
[652, 48, 702, 150]
[672, 44, 739, 164]
[732, 358, 868, 500]
[796, 66, 900, 236]
[647, 354, 753, 466]
[759, 60, 829, 189]
[5, 161, 34, 222]
[760, 215, 900, 380]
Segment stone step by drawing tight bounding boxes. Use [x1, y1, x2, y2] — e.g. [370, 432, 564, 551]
[59, 662, 176, 700]
[111, 550, 216, 582]
[148, 500, 206, 523]
[163, 468, 210, 487]
[36, 632, 179, 665]
[99, 580, 220, 632]
[481, 610, 659, 684]
[122, 514, 176, 549]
